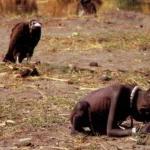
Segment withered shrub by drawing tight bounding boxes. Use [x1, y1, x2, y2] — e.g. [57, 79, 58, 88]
[0, 0, 37, 14]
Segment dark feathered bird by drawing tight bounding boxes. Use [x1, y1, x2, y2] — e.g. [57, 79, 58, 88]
[3, 20, 41, 63]
[76, 0, 97, 16]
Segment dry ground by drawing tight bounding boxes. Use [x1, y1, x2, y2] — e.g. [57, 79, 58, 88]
[0, 10, 150, 149]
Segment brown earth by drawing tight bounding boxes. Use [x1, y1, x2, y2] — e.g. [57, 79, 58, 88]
[0, 10, 150, 150]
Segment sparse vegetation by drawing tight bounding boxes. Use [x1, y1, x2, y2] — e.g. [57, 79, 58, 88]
[115, 0, 150, 13]
[116, 0, 141, 10]
[0, 0, 150, 16]
[0, 0, 150, 149]
[0, 0, 37, 15]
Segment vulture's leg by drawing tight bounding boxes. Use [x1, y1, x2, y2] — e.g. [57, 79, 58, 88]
[16, 56, 19, 64]
[26, 53, 31, 64]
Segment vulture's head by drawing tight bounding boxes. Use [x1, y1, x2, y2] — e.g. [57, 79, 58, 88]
[29, 20, 41, 32]
[136, 88, 150, 123]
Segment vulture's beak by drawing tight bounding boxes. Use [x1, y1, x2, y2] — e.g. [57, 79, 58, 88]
[33, 22, 41, 27]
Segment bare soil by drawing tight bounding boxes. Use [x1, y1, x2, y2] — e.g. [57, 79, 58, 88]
[0, 10, 150, 150]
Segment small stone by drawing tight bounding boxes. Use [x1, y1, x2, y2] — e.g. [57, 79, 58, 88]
[72, 32, 78, 36]
[14, 74, 21, 78]
[35, 61, 41, 65]
[6, 120, 16, 125]
[89, 62, 99, 67]
[19, 138, 32, 142]
[8, 65, 13, 70]
[0, 122, 6, 127]
[0, 72, 7, 77]
[140, 25, 143, 28]
[100, 75, 111, 81]
[18, 138, 33, 147]
[67, 80, 74, 84]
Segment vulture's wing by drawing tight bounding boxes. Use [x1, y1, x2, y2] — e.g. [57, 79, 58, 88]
[7, 22, 27, 56]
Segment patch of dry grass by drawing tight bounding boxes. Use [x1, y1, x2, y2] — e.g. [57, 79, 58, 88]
[0, 0, 150, 17]
[99, 0, 150, 14]
[0, 18, 150, 148]
[37, 0, 78, 17]
[42, 29, 150, 53]
[0, 0, 37, 15]
[37, 0, 150, 17]
[0, 57, 149, 149]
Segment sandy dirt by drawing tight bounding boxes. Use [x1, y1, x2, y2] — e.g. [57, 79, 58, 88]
[0, 10, 150, 150]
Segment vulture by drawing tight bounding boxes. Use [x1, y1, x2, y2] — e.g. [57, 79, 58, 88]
[3, 20, 41, 63]
[76, 0, 97, 16]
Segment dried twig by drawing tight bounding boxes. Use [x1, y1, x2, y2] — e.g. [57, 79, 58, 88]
[26, 85, 47, 99]
[58, 114, 70, 116]
[44, 77, 68, 82]
[129, 137, 138, 142]
[57, 130, 70, 137]
[40, 146, 68, 150]
[0, 83, 17, 88]
[99, 142, 107, 150]
[79, 87, 97, 90]
[107, 142, 123, 150]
